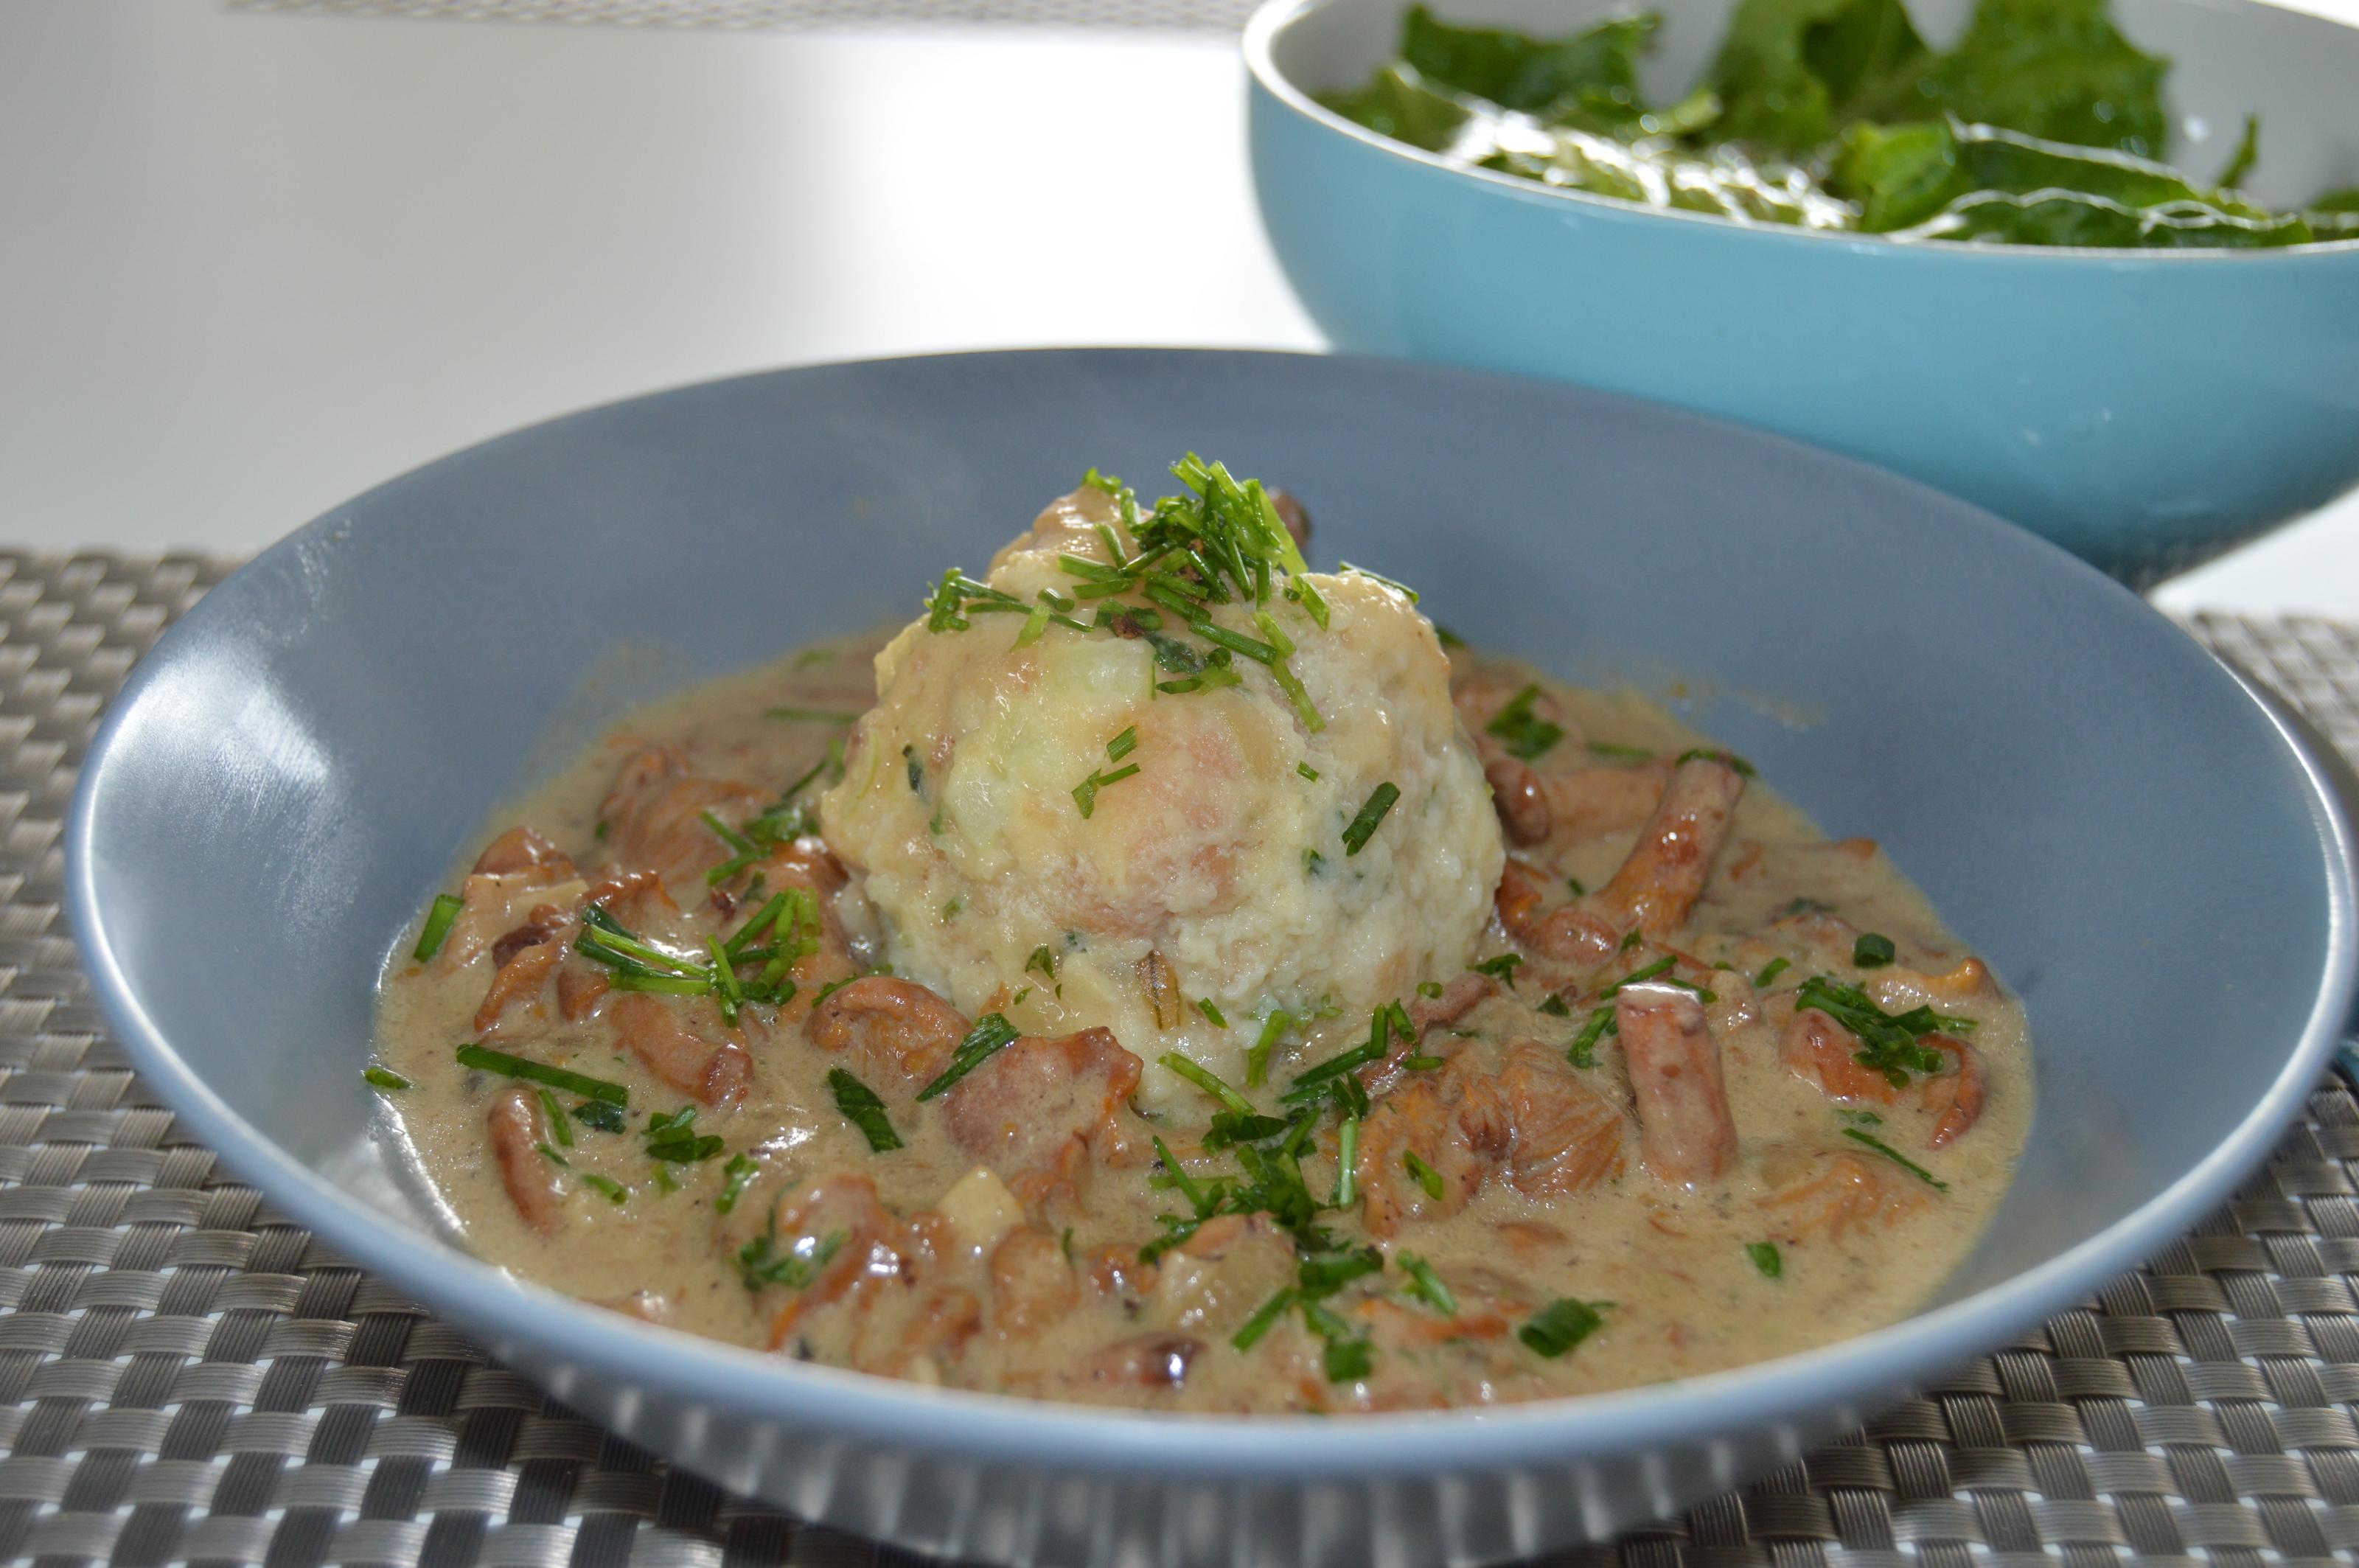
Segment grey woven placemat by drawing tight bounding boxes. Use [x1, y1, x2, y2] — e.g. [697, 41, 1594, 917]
[226, 0, 1260, 32]
[5, 553, 2359, 1567]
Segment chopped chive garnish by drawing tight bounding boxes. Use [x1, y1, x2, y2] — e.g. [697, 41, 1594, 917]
[1194, 997, 1230, 1029]
[725, 893, 790, 958]
[1853, 933, 1897, 969]
[716, 1153, 759, 1215]
[1158, 1051, 1254, 1115]
[700, 809, 759, 860]
[766, 707, 860, 724]
[1620, 930, 1643, 952]
[1797, 975, 1971, 1087]
[1519, 1298, 1609, 1359]
[1417, 980, 1444, 999]
[1071, 762, 1142, 819]
[1537, 994, 1571, 1018]
[737, 1220, 846, 1291]
[363, 1067, 411, 1092]
[1755, 956, 1791, 987]
[1025, 944, 1058, 980]
[1675, 747, 1757, 777]
[1297, 762, 1320, 781]
[1247, 1010, 1293, 1087]
[1841, 1127, 1950, 1191]
[1266, 649, 1326, 733]
[1746, 1241, 1783, 1278]
[1233, 1287, 1299, 1351]
[413, 894, 463, 963]
[1600, 955, 1676, 996]
[1341, 782, 1400, 857]
[1337, 561, 1418, 603]
[1565, 874, 1586, 896]
[1401, 1053, 1444, 1071]
[916, 1013, 1020, 1101]
[455, 1045, 627, 1105]
[579, 1172, 628, 1204]
[538, 1088, 573, 1147]
[1472, 952, 1523, 987]
[1589, 741, 1654, 762]
[1334, 1116, 1361, 1205]
[1400, 1252, 1457, 1315]
[1404, 1149, 1444, 1201]
[828, 1067, 903, 1151]
[1567, 1006, 1616, 1069]
[708, 937, 746, 1025]
[1106, 725, 1139, 763]
[1485, 685, 1564, 761]
[1152, 1135, 1209, 1213]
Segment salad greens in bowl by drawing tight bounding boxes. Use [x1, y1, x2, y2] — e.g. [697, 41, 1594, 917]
[1245, 0, 2359, 583]
[1324, 0, 2359, 248]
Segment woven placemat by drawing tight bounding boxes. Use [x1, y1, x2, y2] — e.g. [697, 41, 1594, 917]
[4, 553, 2359, 1568]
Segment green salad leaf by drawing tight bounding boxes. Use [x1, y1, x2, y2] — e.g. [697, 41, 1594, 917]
[1323, 0, 2346, 249]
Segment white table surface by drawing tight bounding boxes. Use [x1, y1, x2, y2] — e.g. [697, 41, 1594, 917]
[4, 0, 2352, 618]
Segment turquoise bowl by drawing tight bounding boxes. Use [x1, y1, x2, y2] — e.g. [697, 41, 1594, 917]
[1246, 0, 2359, 587]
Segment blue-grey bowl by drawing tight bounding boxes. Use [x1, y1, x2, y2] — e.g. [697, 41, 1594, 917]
[1245, 0, 2359, 587]
[67, 350, 2356, 1567]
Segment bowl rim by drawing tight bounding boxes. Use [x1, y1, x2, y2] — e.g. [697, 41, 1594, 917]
[1241, 0, 2359, 263]
[63, 346, 2359, 1481]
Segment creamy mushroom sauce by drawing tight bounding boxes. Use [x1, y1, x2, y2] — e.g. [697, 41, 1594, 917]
[374, 478, 2031, 1414]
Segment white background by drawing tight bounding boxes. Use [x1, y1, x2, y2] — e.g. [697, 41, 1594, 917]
[4, 0, 2353, 616]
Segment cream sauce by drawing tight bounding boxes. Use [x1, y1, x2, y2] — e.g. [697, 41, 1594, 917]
[373, 634, 2030, 1413]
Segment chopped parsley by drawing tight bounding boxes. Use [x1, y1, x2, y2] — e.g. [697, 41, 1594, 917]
[1341, 782, 1400, 856]
[1746, 1241, 1783, 1278]
[1754, 956, 1791, 988]
[1537, 994, 1572, 1018]
[916, 1013, 1020, 1101]
[1519, 1298, 1609, 1358]
[1842, 1127, 1950, 1191]
[363, 1067, 411, 1092]
[827, 1067, 903, 1151]
[1025, 944, 1059, 980]
[1796, 975, 1972, 1087]
[1852, 932, 1898, 969]
[1484, 684, 1564, 760]
[643, 1107, 723, 1164]
[412, 894, 464, 964]
[1471, 952, 1524, 987]
[454, 1045, 627, 1106]
[1404, 1149, 1445, 1201]
[574, 1099, 626, 1135]
[716, 1153, 760, 1215]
